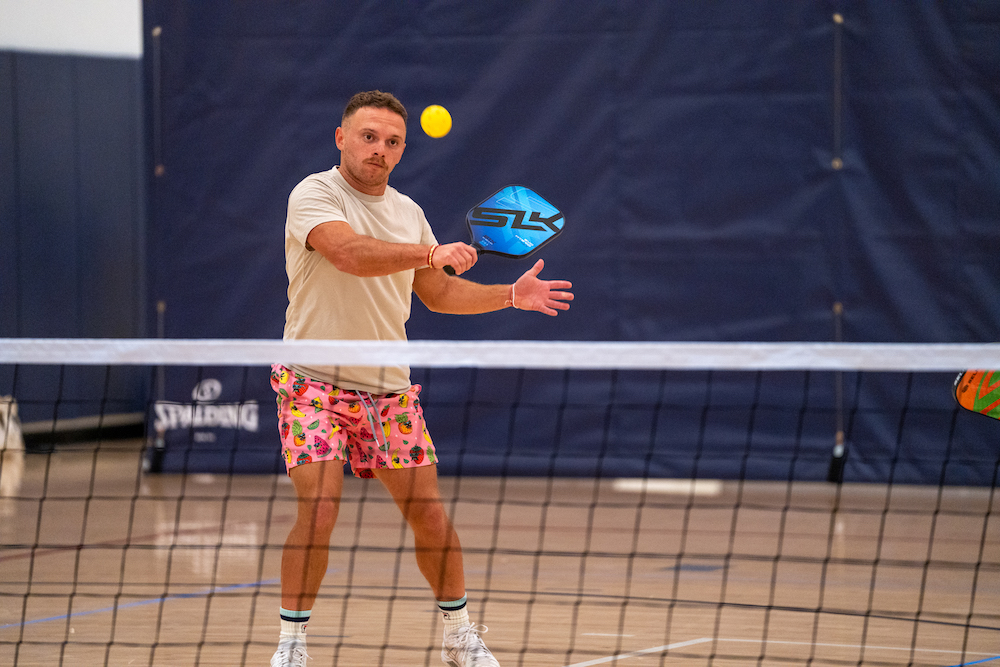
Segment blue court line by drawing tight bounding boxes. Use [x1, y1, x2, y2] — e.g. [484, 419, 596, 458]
[0, 577, 280, 630]
[943, 657, 1000, 667]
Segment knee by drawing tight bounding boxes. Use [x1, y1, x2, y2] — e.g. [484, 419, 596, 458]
[405, 498, 451, 536]
[298, 498, 339, 537]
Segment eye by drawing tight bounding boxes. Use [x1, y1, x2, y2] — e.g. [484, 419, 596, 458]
[363, 133, 374, 141]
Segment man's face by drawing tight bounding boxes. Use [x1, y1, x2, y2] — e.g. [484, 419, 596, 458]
[335, 106, 407, 196]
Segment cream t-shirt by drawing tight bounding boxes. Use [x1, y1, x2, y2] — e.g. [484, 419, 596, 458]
[282, 166, 437, 394]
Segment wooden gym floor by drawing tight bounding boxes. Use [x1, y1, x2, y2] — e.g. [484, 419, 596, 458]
[1, 440, 998, 666]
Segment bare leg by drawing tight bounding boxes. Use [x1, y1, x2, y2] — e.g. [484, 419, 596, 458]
[374, 465, 465, 601]
[282, 461, 344, 610]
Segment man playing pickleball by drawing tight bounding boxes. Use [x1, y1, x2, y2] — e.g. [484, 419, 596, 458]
[270, 90, 573, 667]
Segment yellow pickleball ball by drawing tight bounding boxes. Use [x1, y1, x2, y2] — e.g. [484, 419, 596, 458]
[420, 105, 452, 138]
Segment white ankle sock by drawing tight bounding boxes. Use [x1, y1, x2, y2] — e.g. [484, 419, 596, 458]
[279, 608, 309, 642]
[442, 606, 469, 633]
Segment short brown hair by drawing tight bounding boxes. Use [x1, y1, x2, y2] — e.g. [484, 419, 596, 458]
[343, 90, 407, 124]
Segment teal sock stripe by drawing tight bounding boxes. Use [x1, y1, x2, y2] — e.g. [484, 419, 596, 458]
[437, 596, 467, 611]
[280, 608, 312, 622]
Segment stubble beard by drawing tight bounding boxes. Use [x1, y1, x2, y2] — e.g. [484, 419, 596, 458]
[343, 158, 389, 191]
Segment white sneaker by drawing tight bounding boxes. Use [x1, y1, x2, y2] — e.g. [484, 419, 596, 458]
[441, 624, 500, 667]
[270, 639, 309, 667]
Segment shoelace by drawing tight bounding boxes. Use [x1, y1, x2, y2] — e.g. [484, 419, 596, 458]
[453, 624, 493, 657]
[273, 643, 310, 667]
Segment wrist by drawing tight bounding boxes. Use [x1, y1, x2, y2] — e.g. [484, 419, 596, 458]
[505, 283, 519, 309]
[427, 244, 439, 269]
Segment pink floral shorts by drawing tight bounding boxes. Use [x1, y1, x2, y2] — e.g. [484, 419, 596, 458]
[270, 365, 437, 478]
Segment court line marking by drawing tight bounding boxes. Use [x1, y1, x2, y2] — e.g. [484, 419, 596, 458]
[563, 637, 712, 667]
[0, 513, 296, 563]
[942, 657, 1000, 667]
[0, 578, 280, 630]
[716, 638, 996, 657]
[612, 478, 722, 496]
[563, 637, 998, 667]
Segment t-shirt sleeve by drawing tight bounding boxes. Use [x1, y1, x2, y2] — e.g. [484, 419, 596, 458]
[286, 177, 347, 248]
[416, 204, 439, 247]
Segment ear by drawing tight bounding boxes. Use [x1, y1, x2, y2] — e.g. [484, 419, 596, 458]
[335, 126, 344, 150]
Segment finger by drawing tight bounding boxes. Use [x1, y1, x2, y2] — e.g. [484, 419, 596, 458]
[450, 245, 477, 274]
[453, 260, 474, 275]
[546, 295, 571, 307]
[464, 246, 479, 266]
[440, 245, 476, 275]
[521, 258, 545, 280]
[455, 242, 477, 259]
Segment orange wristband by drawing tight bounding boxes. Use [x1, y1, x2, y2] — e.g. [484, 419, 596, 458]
[428, 244, 439, 269]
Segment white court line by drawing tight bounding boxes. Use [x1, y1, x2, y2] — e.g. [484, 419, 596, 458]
[564, 636, 995, 667]
[717, 638, 996, 658]
[563, 637, 712, 667]
[612, 478, 723, 496]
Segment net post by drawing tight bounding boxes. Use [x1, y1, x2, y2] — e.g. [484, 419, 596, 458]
[827, 301, 847, 483]
[827, 429, 847, 483]
[143, 300, 168, 473]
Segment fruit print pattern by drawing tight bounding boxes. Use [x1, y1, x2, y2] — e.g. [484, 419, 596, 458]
[292, 421, 306, 447]
[270, 364, 436, 478]
[313, 435, 332, 457]
[409, 445, 424, 465]
[395, 414, 413, 434]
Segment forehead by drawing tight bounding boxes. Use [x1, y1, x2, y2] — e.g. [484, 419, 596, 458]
[345, 106, 406, 137]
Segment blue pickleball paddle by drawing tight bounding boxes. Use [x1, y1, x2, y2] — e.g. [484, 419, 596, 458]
[443, 185, 565, 275]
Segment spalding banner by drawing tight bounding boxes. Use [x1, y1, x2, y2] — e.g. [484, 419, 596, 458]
[155, 378, 259, 435]
[146, 367, 280, 474]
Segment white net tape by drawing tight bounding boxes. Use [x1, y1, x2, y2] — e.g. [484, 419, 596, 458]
[1, 338, 999, 370]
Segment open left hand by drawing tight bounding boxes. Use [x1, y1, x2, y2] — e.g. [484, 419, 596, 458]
[512, 260, 573, 316]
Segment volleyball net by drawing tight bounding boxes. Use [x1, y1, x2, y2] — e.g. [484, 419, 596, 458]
[0, 339, 998, 666]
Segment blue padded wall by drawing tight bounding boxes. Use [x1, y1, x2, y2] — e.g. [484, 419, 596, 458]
[0, 51, 148, 422]
[141, 2, 1000, 482]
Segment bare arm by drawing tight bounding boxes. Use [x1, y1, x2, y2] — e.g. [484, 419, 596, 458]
[414, 259, 573, 316]
[306, 220, 478, 277]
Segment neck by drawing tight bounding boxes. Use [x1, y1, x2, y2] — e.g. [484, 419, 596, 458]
[337, 165, 386, 196]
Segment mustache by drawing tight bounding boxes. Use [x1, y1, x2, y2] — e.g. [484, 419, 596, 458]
[364, 158, 387, 168]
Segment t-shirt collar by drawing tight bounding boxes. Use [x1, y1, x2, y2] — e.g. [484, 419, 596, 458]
[331, 166, 386, 203]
